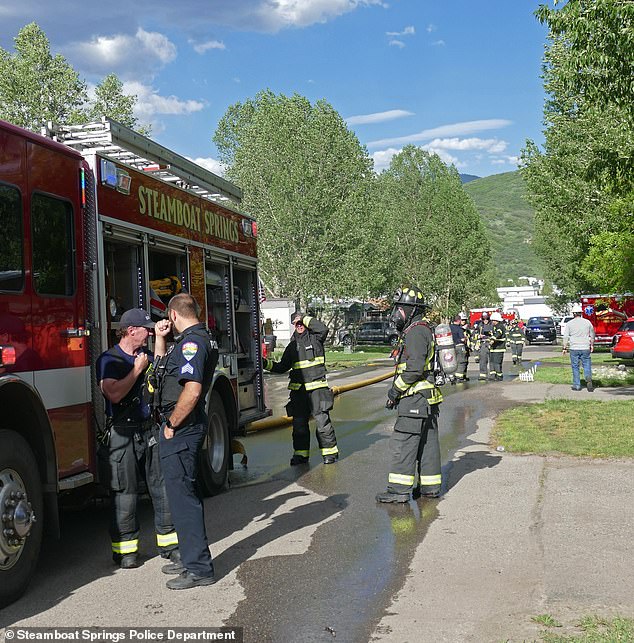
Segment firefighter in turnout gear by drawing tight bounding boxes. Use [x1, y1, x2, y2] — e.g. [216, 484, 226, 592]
[96, 308, 179, 570]
[473, 311, 493, 380]
[449, 313, 470, 381]
[263, 312, 338, 465]
[488, 312, 507, 380]
[507, 317, 525, 365]
[376, 286, 443, 503]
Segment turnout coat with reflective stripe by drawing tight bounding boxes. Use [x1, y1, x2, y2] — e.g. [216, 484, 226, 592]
[266, 316, 329, 390]
[390, 316, 443, 411]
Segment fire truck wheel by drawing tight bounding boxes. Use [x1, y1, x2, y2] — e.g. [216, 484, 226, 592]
[199, 391, 230, 496]
[0, 430, 43, 608]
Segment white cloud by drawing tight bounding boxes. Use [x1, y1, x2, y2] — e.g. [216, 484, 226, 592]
[424, 137, 508, 153]
[65, 28, 177, 79]
[386, 26, 415, 37]
[190, 39, 226, 54]
[346, 109, 414, 125]
[426, 23, 437, 33]
[421, 144, 461, 167]
[431, 39, 445, 47]
[123, 81, 205, 118]
[366, 119, 513, 148]
[389, 40, 406, 48]
[491, 155, 519, 166]
[188, 157, 226, 176]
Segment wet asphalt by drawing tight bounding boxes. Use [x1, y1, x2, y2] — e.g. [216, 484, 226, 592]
[1, 346, 556, 642]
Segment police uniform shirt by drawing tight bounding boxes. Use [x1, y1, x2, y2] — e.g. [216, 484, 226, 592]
[96, 346, 152, 421]
[160, 323, 218, 420]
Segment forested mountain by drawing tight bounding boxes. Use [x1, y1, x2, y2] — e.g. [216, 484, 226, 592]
[464, 171, 542, 284]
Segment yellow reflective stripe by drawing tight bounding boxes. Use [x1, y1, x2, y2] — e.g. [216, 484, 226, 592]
[394, 375, 409, 392]
[264, 358, 273, 370]
[490, 348, 506, 352]
[389, 473, 415, 486]
[420, 474, 441, 486]
[293, 356, 325, 369]
[305, 379, 328, 391]
[294, 450, 310, 457]
[156, 532, 178, 547]
[288, 382, 303, 390]
[303, 316, 313, 326]
[111, 539, 139, 554]
[321, 446, 339, 456]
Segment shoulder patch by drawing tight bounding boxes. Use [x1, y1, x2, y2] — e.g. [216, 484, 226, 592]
[182, 341, 199, 361]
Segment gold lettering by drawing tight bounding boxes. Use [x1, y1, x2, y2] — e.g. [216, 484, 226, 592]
[138, 186, 147, 215]
[204, 210, 211, 235]
[183, 203, 191, 228]
[176, 200, 183, 225]
[152, 189, 159, 219]
[159, 193, 167, 221]
[166, 196, 175, 223]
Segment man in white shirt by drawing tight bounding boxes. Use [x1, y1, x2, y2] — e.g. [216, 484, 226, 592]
[562, 305, 596, 391]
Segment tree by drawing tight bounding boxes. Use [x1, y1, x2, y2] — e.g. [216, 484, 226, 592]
[214, 90, 375, 305]
[88, 74, 143, 132]
[0, 23, 146, 134]
[374, 146, 496, 319]
[521, 1, 634, 297]
[0, 23, 87, 131]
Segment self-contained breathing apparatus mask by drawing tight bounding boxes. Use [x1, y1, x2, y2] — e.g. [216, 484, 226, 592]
[390, 285, 429, 332]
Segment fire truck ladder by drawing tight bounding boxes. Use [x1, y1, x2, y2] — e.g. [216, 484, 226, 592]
[41, 117, 243, 208]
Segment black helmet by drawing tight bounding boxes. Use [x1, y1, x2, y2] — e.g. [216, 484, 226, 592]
[392, 285, 428, 309]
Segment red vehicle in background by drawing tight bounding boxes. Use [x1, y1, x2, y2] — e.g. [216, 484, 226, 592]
[469, 308, 516, 326]
[611, 318, 634, 360]
[580, 294, 634, 346]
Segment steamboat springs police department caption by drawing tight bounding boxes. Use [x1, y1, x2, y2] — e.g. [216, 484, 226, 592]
[3, 630, 242, 642]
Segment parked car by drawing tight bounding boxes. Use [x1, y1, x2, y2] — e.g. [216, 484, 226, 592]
[611, 318, 634, 360]
[525, 316, 558, 345]
[338, 320, 400, 347]
[558, 315, 574, 337]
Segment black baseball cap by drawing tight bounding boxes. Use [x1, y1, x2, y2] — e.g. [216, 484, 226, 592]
[119, 308, 155, 329]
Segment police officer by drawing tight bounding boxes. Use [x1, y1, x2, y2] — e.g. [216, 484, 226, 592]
[449, 313, 470, 382]
[154, 293, 218, 590]
[507, 317, 525, 365]
[263, 311, 338, 465]
[376, 286, 443, 503]
[96, 308, 179, 569]
[488, 312, 507, 380]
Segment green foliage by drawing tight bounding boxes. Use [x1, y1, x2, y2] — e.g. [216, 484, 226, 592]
[0, 23, 145, 133]
[0, 23, 87, 130]
[522, 2, 634, 299]
[214, 90, 375, 304]
[374, 146, 496, 318]
[464, 171, 543, 284]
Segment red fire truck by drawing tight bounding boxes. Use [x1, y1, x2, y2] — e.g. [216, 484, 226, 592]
[0, 118, 269, 605]
[580, 293, 634, 345]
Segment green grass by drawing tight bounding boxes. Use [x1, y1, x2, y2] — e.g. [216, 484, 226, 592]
[492, 399, 634, 457]
[540, 615, 634, 642]
[533, 614, 563, 628]
[532, 354, 634, 387]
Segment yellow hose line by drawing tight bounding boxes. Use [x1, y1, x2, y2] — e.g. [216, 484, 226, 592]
[245, 368, 395, 433]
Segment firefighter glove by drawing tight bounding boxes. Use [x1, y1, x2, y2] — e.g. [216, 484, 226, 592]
[385, 386, 400, 410]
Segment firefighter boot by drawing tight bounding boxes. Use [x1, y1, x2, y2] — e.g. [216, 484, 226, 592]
[120, 554, 140, 569]
[375, 491, 410, 504]
[323, 455, 338, 464]
[290, 455, 309, 466]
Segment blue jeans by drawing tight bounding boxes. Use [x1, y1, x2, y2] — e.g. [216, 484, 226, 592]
[569, 350, 592, 389]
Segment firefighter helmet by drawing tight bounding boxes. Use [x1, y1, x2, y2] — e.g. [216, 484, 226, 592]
[490, 312, 503, 322]
[392, 285, 428, 309]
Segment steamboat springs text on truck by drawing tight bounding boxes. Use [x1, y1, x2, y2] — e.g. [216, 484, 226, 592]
[0, 117, 269, 607]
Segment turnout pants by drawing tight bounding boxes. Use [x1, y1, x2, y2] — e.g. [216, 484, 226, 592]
[455, 344, 469, 380]
[159, 422, 214, 577]
[287, 387, 338, 458]
[489, 350, 505, 379]
[107, 422, 177, 560]
[510, 343, 523, 362]
[479, 342, 490, 379]
[387, 408, 441, 496]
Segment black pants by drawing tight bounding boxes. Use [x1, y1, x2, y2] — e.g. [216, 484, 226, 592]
[287, 387, 338, 457]
[387, 408, 441, 496]
[107, 422, 177, 559]
[159, 422, 214, 577]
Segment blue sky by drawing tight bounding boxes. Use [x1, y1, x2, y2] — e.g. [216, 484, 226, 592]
[0, 0, 548, 178]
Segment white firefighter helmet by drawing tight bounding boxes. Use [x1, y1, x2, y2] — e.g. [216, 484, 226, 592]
[490, 312, 503, 322]
[571, 303, 583, 313]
